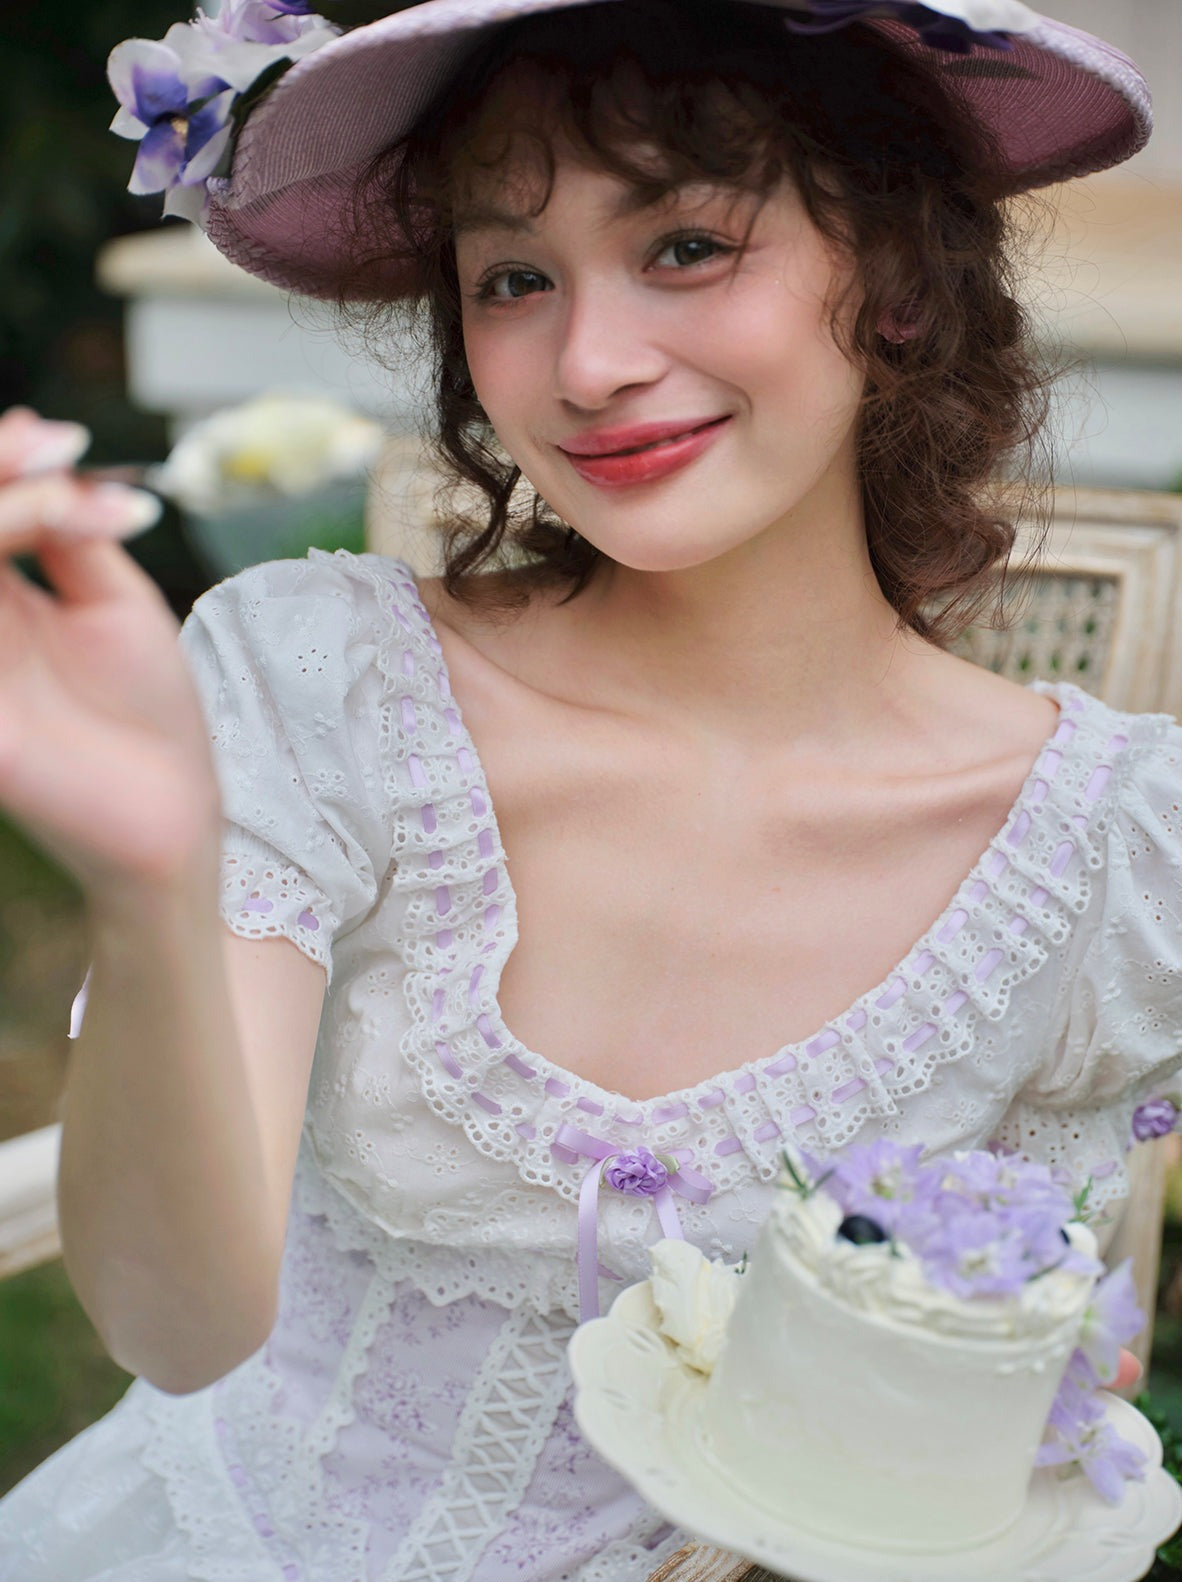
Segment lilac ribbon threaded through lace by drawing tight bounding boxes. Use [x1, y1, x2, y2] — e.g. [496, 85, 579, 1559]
[552, 1125, 715, 1320]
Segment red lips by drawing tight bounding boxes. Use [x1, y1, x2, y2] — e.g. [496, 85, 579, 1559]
[558, 416, 730, 488]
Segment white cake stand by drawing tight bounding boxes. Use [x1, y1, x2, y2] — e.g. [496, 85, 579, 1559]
[569, 1281, 1182, 1582]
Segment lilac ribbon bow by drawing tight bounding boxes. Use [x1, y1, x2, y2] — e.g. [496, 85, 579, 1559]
[552, 1123, 715, 1320]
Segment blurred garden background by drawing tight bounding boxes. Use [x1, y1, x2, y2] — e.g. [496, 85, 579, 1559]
[3, 0, 1182, 1574]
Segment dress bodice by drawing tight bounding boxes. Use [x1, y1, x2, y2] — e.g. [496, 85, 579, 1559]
[8, 547, 1180, 1582]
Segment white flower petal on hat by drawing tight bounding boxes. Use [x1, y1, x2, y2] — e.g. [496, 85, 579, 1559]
[109, 105, 148, 141]
[921, 0, 1038, 30]
[107, 38, 188, 124]
[162, 181, 213, 227]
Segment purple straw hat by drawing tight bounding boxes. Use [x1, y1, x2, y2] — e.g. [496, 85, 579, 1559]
[108, 0, 1152, 300]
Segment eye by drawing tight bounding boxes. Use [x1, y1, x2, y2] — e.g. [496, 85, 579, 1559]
[474, 266, 551, 303]
[650, 233, 734, 270]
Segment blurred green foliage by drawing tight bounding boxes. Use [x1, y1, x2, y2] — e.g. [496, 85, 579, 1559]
[0, 2, 221, 617]
[0, 1262, 131, 1497]
[0, 3, 179, 429]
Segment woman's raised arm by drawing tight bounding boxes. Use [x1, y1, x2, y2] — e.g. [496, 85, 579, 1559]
[0, 407, 325, 1393]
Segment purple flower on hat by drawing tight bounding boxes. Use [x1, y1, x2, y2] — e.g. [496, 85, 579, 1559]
[107, 36, 236, 222]
[207, 0, 339, 50]
[1131, 1095, 1180, 1142]
[108, 4, 339, 226]
[604, 1148, 670, 1197]
[782, 0, 1033, 54]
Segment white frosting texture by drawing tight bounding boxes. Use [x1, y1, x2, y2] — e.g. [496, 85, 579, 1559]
[697, 1185, 1098, 1552]
[778, 1187, 1098, 1341]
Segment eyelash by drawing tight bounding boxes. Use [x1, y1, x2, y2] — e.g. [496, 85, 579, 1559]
[470, 230, 737, 303]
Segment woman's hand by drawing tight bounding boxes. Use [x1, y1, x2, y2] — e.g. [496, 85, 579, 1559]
[0, 407, 222, 903]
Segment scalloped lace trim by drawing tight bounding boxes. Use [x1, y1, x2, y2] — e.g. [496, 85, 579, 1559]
[318, 553, 1153, 1208]
[296, 1141, 582, 1317]
[219, 846, 335, 976]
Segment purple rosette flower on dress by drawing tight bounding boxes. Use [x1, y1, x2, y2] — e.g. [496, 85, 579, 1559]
[604, 1147, 670, 1197]
[1131, 1095, 1180, 1142]
[108, 3, 338, 224]
[781, 0, 1034, 54]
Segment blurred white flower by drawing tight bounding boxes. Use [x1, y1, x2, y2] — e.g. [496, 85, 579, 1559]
[150, 392, 384, 515]
[649, 1239, 742, 1375]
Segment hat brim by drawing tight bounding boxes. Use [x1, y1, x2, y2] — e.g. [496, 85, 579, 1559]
[204, 0, 1152, 300]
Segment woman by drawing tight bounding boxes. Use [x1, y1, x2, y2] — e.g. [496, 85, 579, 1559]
[0, 0, 1173, 1576]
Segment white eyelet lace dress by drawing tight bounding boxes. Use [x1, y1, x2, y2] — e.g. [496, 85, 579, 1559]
[3, 548, 1181, 1582]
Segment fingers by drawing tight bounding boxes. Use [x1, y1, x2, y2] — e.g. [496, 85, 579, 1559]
[0, 407, 161, 564]
[36, 532, 165, 608]
[0, 407, 91, 481]
[0, 472, 161, 556]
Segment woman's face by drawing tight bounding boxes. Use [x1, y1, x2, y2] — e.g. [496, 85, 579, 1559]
[454, 122, 868, 575]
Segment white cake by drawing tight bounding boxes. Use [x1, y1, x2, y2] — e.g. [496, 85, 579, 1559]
[694, 1182, 1098, 1552]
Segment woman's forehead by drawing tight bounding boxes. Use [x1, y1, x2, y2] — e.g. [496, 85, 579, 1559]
[452, 169, 760, 239]
[448, 85, 775, 234]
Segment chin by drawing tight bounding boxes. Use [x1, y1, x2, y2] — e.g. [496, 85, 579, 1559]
[579, 531, 751, 575]
[560, 493, 774, 574]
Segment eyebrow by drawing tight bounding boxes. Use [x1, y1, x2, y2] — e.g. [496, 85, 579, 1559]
[452, 182, 730, 238]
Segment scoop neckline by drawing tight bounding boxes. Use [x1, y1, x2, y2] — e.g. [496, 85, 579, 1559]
[397, 565, 1084, 1118]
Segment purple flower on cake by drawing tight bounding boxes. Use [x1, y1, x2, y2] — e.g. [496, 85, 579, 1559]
[1131, 1095, 1180, 1142]
[1075, 1260, 1144, 1386]
[918, 1208, 1055, 1299]
[782, 1139, 1145, 1502]
[1036, 1400, 1148, 1503]
[938, 1151, 1071, 1217]
[604, 1148, 670, 1197]
[805, 1139, 938, 1236]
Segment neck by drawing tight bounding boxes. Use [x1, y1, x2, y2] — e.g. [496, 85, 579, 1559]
[559, 488, 942, 753]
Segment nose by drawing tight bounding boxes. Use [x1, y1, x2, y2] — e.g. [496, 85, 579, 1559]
[552, 279, 669, 412]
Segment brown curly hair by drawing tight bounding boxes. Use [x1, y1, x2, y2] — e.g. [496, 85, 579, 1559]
[341, 0, 1061, 643]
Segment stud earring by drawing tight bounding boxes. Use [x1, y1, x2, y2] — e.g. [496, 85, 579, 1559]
[877, 301, 922, 344]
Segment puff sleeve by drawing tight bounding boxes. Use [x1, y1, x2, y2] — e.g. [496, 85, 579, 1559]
[991, 722, 1182, 1215]
[177, 551, 396, 985]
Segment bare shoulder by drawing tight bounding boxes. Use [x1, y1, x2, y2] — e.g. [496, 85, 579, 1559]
[911, 644, 1063, 779]
[413, 568, 580, 693]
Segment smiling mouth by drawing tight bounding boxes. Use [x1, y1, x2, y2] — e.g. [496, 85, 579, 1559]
[605, 419, 725, 456]
[561, 417, 729, 460]
[558, 416, 731, 489]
